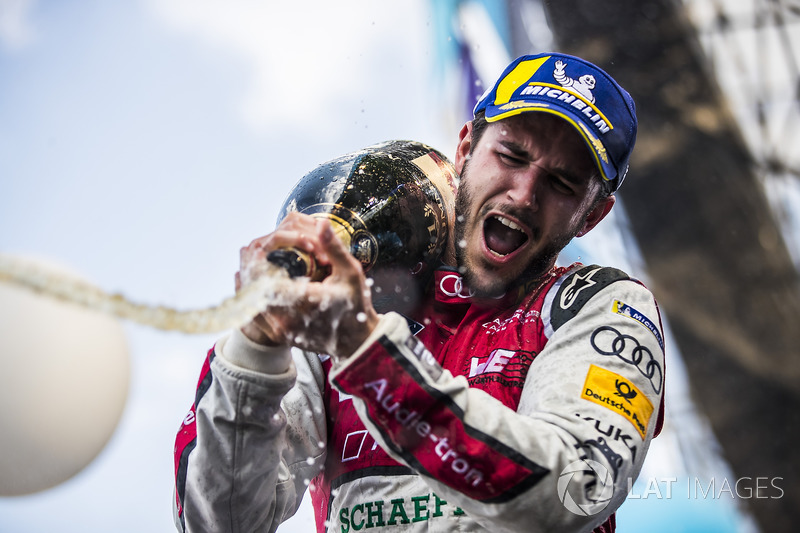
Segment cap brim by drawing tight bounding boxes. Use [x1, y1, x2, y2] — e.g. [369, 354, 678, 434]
[483, 102, 618, 190]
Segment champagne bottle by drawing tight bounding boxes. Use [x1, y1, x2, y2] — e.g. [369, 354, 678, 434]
[267, 140, 458, 289]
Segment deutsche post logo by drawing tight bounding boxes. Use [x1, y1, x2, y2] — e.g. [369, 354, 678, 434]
[581, 365, 653, 438]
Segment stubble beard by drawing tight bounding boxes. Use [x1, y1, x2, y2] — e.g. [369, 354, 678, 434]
[453, 163, 584, 298]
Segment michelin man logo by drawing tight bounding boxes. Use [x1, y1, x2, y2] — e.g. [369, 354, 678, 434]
[554, 60, 596, 103]
[557, 459, 613, 516]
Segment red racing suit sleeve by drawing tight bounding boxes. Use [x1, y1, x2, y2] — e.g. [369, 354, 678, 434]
[173, 330, 328, 533]
[329, 277, 665, 532]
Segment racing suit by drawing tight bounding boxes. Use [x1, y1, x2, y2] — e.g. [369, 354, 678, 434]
[174, 263, 665, 532]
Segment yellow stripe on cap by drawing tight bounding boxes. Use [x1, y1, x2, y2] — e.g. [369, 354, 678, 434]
[493, 56, 550, 106]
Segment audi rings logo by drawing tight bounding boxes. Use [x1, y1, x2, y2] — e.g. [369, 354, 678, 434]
[557, 459, 614, 516]
[439, 274, 475, 299]
[590, 326, 662, 394]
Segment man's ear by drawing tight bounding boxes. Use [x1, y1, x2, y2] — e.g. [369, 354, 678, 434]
[577, 194, 616, 237]
[454, 121, 473, 175]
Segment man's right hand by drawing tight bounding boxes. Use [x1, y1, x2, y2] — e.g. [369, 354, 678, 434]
[233, 212, 379, 357]
[235, 212, 327, 346]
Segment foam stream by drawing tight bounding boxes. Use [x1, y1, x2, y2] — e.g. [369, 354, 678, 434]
[0, 254, 295, 334]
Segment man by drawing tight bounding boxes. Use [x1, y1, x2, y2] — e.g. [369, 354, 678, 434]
[174, 53, 665, 532]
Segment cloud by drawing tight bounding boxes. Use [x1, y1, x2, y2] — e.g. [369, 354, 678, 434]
[0, 0, 37, 51]
[144, 0, 429, 133]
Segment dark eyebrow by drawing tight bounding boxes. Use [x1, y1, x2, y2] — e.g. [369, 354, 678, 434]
[498, 140, 529, 158]
[497, 140, 587, 186]
[553, 168, 586, 186]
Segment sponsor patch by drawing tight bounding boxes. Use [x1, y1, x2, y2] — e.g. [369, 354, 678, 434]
[465, 349, 535, 392]
[590, 326, 662, 395]
[336, 492, 465, 531]
[612, 300, 664, 351]
[550, 265, 629, 333]
[581, 365, 653, 438]
[574, 413, 638, 462]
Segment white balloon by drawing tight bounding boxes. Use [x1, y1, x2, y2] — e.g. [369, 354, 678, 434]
[0, 258, 129, 496]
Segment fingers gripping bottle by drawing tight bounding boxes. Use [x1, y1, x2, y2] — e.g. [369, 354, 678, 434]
[267, 140, 458, 310]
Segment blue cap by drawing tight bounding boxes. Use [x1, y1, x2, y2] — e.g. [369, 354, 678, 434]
[473, 53, 637, 192]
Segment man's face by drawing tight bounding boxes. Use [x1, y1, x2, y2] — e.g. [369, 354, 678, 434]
[453, 113, 612, 298]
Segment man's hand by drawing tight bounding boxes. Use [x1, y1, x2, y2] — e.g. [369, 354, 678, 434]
[236, 212, 380, 358]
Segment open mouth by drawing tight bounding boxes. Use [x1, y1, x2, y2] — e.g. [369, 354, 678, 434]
[483, 215, 529, 257]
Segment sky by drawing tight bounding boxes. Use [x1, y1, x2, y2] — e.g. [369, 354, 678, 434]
[0, 1, 755, 531]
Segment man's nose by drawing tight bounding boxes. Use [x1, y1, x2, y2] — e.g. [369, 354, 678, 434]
[505, 166, 542, 210]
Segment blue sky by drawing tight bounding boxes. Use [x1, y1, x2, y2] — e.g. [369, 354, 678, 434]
[0, 1, 754, 532]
